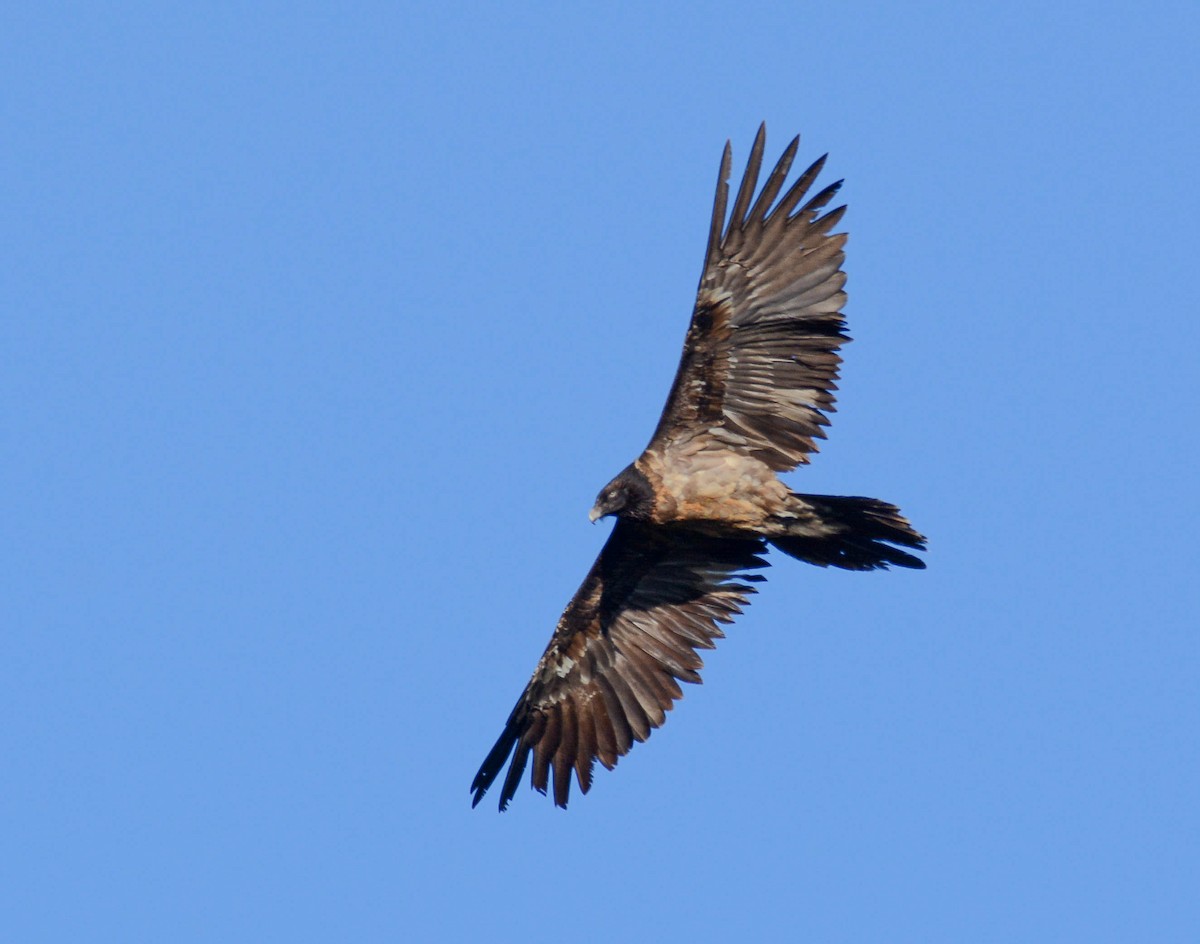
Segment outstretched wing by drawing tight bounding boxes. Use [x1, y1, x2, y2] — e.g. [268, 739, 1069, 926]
[471, 520, 768, 810]
[648, 124, 850, 472]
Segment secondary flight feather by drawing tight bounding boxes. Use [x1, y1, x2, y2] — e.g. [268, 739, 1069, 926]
[471, 126, 925, 810]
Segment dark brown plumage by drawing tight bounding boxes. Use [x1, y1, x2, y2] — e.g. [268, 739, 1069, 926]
[471, 126, 925, 811]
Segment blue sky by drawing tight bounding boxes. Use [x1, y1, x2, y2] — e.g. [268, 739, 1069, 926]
[3, 3, 1198, 941]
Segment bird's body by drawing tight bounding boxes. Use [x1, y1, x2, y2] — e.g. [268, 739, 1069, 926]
[471, 126, 926, 810]
[636, 448, 791, 528]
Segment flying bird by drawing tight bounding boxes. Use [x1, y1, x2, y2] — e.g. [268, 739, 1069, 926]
[471, 126, 925, 810]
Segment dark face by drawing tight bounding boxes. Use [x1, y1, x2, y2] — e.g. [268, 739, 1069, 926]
[589, 464, 653, 522]
[590, 483, 628, 522]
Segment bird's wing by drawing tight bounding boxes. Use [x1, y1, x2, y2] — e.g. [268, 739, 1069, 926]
[471, 519, 768, 810]
[648, 124, 850, 472]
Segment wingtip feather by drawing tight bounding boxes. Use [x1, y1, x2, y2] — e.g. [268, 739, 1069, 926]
[706, 141, 733, 262]
[728, 124, 767, 233]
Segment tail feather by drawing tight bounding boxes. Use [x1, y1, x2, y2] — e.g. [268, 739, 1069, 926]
[769, 494, 926, 571]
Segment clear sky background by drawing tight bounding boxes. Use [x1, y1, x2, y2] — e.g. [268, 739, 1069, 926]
[3, 3, 1198, 942]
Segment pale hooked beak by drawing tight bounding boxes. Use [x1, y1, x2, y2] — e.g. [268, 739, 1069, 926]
[588, 505, 602, 524]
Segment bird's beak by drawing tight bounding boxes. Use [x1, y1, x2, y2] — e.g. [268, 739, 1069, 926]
[588, 505, 602, 524]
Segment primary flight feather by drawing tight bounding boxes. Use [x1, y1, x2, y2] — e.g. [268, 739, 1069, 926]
[471, 126, 925, 811]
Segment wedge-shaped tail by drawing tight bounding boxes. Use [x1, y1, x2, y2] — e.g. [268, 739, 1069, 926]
[769, 494, 926, 571]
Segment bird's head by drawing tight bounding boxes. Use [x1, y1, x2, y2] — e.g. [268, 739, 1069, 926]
[589, 464, 653, 523]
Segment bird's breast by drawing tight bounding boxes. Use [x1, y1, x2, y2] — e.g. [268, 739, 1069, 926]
[636, 446, 788, 528]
